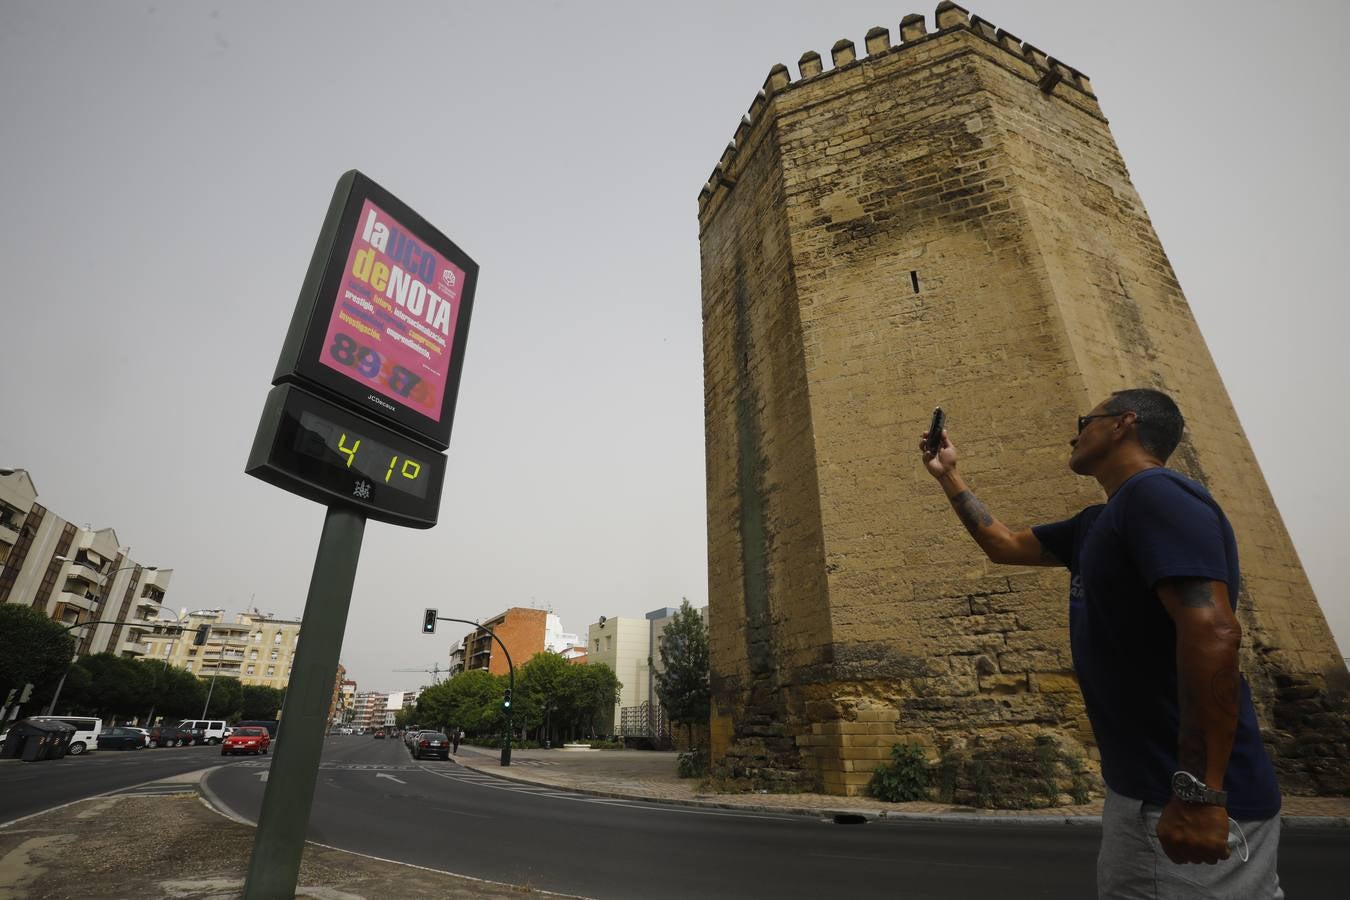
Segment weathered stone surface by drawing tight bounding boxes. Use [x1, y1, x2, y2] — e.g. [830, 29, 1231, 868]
[698, 11, 1349, 796]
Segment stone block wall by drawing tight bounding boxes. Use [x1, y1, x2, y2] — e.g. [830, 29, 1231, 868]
[698, 3, 1348, 796]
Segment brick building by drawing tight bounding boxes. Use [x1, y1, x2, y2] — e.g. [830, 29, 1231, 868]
[697, 3, 1348, 795]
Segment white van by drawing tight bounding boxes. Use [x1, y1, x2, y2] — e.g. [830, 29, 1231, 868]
[31, 715, 101, 755]
[178, 719, 229, 744]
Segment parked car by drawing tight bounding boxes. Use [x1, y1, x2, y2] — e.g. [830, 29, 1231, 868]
[232, 719, 280, 741]
[147, 724, 202, 747]
[96, 727, 146, 751]
[125, 726, 151, 747]
[27, 716, 101, 755]
[411, 732, 450, 760]
[220, 726, 271, 756]
[177, 719, 229, 744]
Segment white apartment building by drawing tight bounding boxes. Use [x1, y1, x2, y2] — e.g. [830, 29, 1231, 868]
[1, 469, 172, 659]
[352, 691, 387, 731]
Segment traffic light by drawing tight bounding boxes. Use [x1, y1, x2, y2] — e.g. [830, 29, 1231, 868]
[194, 624, 210, 646]
[422, 609, 437, 633]
[17, 682, 33, 703]
[502, 688, 512, 711]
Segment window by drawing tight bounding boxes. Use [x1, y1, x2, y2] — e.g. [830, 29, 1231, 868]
[250, 650, 258, 660]
[253, 633, 261, 643]
[266, 666, 275, 676]
[247, 666, 255, 675]
[274, 633, 282, 644]
[270, 649, 278, 661]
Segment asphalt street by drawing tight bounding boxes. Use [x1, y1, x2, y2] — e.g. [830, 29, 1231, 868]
[0, 741, 222, 824]
[200, 737, 1346, 900]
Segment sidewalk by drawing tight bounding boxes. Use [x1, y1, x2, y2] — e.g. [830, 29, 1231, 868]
[453, 745, 1350, 826]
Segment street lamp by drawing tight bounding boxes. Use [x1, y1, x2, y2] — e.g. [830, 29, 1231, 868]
[46, 557, 155, 715]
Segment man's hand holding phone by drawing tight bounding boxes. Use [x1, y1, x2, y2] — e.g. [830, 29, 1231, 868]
[921, 407, 957, 480]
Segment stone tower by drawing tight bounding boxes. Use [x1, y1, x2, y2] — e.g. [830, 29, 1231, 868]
[697, 3, 1348, 796]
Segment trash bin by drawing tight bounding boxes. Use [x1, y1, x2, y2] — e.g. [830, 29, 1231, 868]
[6, 718, 76, 762]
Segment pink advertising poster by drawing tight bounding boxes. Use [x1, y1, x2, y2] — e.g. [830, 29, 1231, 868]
[317, 199, 465, 422]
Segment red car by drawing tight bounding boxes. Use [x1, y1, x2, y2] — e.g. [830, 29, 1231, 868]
[221, 726, 271, 756]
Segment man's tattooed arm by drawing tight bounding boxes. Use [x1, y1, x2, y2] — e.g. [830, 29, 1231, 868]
[930, 470, 1058, 566]
[949, 490, 994, 538]
[1158, 578, 1243, 790]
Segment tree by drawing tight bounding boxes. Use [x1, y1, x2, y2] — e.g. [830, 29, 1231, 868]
[394, 708, 410, 729]
[653, 600, 710, 747]
[64, 653, 152, 720]
[570, 663, 620, 739]
[518, 652, 569, 744]
[414, 669, 502, 736]
[0, 605, 75, 715]
[239, 684, 283, 720]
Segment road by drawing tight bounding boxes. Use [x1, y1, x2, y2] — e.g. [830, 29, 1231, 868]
[0, 742, 222, 824]
[200, 737, 1346, 899]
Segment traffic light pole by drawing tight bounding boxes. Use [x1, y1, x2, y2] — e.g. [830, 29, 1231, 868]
[243, 506, 365, 900]
[430, 615, 514, 765]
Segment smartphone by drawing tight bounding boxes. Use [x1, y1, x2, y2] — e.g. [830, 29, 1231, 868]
[927, 407, 945, 455]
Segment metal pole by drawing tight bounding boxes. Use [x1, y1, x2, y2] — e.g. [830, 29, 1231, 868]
[201, 670, 219, 719]
[44, 657, 76, 716]
[144, 627, 181, 727]
[243, 506, 365, 900]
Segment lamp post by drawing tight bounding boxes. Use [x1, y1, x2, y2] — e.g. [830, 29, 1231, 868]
[425, 614, 515, 765]
[45, 558, 152, 715]
[143, 622, 185, 727]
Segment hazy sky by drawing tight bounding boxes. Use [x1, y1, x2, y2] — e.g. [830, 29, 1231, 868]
[2, 1, 1346, 692]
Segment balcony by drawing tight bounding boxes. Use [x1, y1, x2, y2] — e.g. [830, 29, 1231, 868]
[121, 641, 150, 656]
[0, 522, 19, 547]
[57, 591, 98, 612]
[136, 595, 162, 614]
[65, 562, 106, 587]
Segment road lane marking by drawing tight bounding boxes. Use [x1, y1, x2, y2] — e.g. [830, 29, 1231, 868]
[809, 852, 1013, 870]
[375, 773, 406, 784]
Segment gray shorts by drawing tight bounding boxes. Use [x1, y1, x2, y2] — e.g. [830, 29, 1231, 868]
[1098, 787, 1283, 899]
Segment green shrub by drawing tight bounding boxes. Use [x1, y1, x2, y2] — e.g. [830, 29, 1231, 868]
[677, 748, 709, 778]
[868, 743, 932, 802]
[588, 739, 624, 750]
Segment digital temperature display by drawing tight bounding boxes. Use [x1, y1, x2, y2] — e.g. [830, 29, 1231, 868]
[247, 384, 446, 528]
[295, 411, 429, 499]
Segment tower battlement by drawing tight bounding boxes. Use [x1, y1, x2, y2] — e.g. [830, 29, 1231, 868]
[698, 3, 1096, 223]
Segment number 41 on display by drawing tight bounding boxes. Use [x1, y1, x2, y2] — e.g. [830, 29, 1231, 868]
[337, 434, 422, 484]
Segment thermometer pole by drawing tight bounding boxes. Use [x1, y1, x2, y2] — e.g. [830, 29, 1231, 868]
[243, 505, 365, 900]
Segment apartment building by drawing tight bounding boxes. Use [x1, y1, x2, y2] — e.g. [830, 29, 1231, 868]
[0, 469, 172, 659]
[351, 691, 387, 731]
[447, 608, 580, 676]
[328, 664, 348, 724]
[145, 609, 303, 691]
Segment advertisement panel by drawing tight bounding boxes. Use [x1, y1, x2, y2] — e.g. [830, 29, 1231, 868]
[271, 171, 478, 451]
[317, 199, 466, 423]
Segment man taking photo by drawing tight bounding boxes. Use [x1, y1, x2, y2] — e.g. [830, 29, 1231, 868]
[921, 388, 1282, 898]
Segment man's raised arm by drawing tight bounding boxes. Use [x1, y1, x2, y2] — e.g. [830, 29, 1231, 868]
[920, 428, 1058, 567]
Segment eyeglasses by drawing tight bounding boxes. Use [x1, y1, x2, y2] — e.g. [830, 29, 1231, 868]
[1077, 412, 1136, 433]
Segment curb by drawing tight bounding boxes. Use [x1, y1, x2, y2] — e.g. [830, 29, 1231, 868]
[452, 760, 1350, 828]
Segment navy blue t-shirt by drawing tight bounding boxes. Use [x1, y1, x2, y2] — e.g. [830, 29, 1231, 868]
[1032, 467, 1281, 818]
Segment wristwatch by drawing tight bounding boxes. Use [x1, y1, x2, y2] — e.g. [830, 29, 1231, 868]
[1171, 770, 1228, 806]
